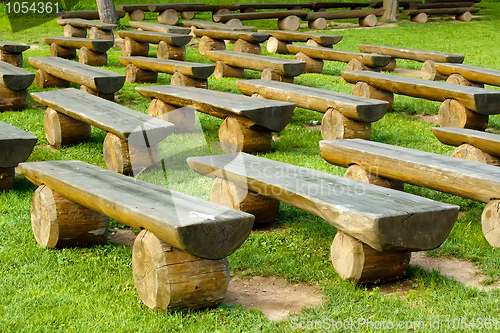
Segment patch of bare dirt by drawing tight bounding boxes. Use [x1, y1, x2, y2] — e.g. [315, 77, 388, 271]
[107, 229, 136, 246]
[394, 67, 422, 78]
[402, 111, 439, 124]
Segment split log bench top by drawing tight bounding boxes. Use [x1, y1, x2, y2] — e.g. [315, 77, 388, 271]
[42, 36, 114, 66]
[402, 6, 480, 23]
[136, 84, 295, 153]
[193, 29, 269, 55]
[312, 2, 373, 9]
[0, 61, 35, 111]
[129, 21, 191, 35]
[259, 30, 343, 47]
[435, 63, 500, 88]
[304, 8, 384, 29]
[238, 2, 315, 11]
[117, 30, 192, 60]
[187, 152, 458, 283]
[237, 78, 389, 140]
[0, 121, 38, 191]
[56, 10, 126, 20]
[182, 20, 254, 32]
[213, 10, 309, 31]
[319, 138, 500, 247]
[116, 30, 192, 47]
[57, 18, 116, 30]
[57, 18, 116, 40]
[20, 159, 254, 310]
[0, 41, 30, 67]
[29, 56, 125, 100]
[43, 36, 114, 53]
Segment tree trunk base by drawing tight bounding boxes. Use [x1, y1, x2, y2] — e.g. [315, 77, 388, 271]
[234, 39, 261, 54]
[261, 68, 294, 83]
[0, 49, 23, 67]
[148, 99, 195, 134]
[438, 98, 488, 130]
[345, 164, 405, 190]
[219, 117, 272, 153]
[321, 109, 371, 140]
[44, 107, 91, 148]
[157, 41, 185, 61]
[0, 167, 15, 192]
[294, 52, 323, 73]
[451, 143, 500, 166]
[351, 82, 394, 112]
[125, 63, 158, 83]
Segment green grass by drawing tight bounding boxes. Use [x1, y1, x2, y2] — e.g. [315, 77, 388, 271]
[1, 2, 500, 332]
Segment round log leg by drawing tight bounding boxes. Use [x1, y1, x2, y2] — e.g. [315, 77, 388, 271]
[132, 229, 230, 311]
[125, 63, 158, 83]
[446, 73, 484, 88]
[321, 109, 371, 140]
[266, 36, 290, 54]
[44, 107, 90, 148]
[158, 9, 179, 26]
[64, 24, 87, 37]
[438, 99, 488, 130]
[381, 57, 396, 72]
[294, 52, 323, 73]
[31, 185, 108, 248]
[79, 47, 107, 66]
[148, 99, 195, 134]
[35, 70, 70, 89]
[233, 39, 261, 54]
[482, 200, 500, 247]
[219, 117, 272, 153]
[0, 50, 23, 67]
[80, 85, 115, 101]
[210, 177, 280, 225]
[451, 143, 500, 166]
[358, 14, 377, 27]
[0, 85, 28, 111]
[199, 36, 225, 56]
[122, 37, 149, 57]
[50, 42, 76, 59]
[421, 60, 448, 81]
[89, 27, 114, 41]
[351, 82, 394, 111]
[308, 18, 327, 30]
[277, 15, 300, 31]
[171, 71, 207, 89]
[225, 18, 243, 27]
[181, 10, 195, 19]
[157, 41, 185, 60]
[214, 60, 244, 79]
[411, 13, 428, 23]
[346, 59, 380, 72]
[331, 230, 411, 284]
[261, 68, 294, 83]
[129, 9, 145, 21]
[345, 164, 405, 191]
[0, 167, 15, 192]
[213, 8, 231, 21]
[456, 11, 472, 22]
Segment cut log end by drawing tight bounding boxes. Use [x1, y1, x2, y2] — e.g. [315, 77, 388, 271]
[308, 18, 327, 30]
[266, 36, 290, 54]
[277, 15, 300, 31]
[125, 63, 158, 84]
[122, 37, 149, 57]
[225, 18, 243, 27]
[421, 60, 448, 81]
[294, 52, 323, 74]
[79, 47, 107, 66]
[158, 9, 179, 26]
[321, 109, 371, 140]
[233, 39, 261, 55]
[44, 107, 91, 148]
[214, 61, 244, 79]
[345, 164, 405, 191]
[451, 143, 500, 166]
[351, 82, 394, 111]
[261, 68, 294, 83]
[64, 24, 87, 38]
[157, 41, 185, 61]
[410, 13, 428, 23]
[456, 11, 471, 22]
[0, 167, 15, 192]
[181, 11, 196, 20]
[219, 117, 272, 153]
[358, 14, 377, 27]
[171, 71, 208, 89]
[482, 200, 500, 248]
[148, 99, 195, 134]
[129, 9, 145, 21]
[446, 73, 484, 88]
[438, 99, 488, 130]
[199, 36, 225, 56]
[381, 58, 396, 72]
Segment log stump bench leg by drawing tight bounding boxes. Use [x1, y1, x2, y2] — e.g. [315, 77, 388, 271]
[308, 18, 327, 30]
[0, 50, 23, 67]
[79, 47, 107, 66]
[171, 71, 207, 89]
[233, 39, 261, 55]
[158, 9, 179, 26]
[277, 15, 301, 31]
[181, 10, 196, 20]
[89, 27, 114, 41]
[129, 9, 145, 21]
[0, 167, 15, 191]
[293, 52, 323, 74]
[50, 42, 76, 59]
[31, 185, 108, 248]
[219, 117, 273, 153]
[438, 98, 488, 130]
[358, 14, 377, 27]
[266, 36, 290, 54]
[421, 60, 448, 81]
[35, 70, 71, 89]
[446, 73, 484, 88]
[456, 11, 472, 22]
[481, 200, 500, 248]
[133, 229, 230, 311]
[214, 61, 245, 79]
[261, 68, 294, 83]
[210, 177, 280, 226]
[321, 109, 371, 140]
[451, 143, 500, 166]
[199, 36, 226, 56]
[44, 107, 91, 148]
[125, 63, 158, 84]
[123, 37, 149, 57]
[64, 24, 87, 38]
[80, 85, 115, 101]
[381, 57, 396, 72]
[345, 164, 405, 191]
[351, 82, 394, 112]
[147, 99, 195, 134]
[346, 59, 380, 72]
[411, 13, 428, 23]
[157, 41, 185, 61]
[0, 84, 28, 111]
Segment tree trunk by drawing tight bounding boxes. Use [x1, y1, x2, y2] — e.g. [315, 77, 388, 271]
[382, 0, 399, 22]
[97, 0, 118, 24]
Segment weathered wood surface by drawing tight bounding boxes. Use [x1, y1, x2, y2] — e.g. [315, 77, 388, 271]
[432, 127, 500, 156]
[213, 10, 308, 22]
[0, 61, 35, 90]
[187, 152, 459, 252]
[237, 79, 388, 122]
[147, 3, 239, 12]
[129, 21, 191, 35]
[0, 41, 30, 53]
[409, 2, 475, 9]
[116, 31, 192, 46]
[313, 2, 371, 9]
[56, 10, 126, 19]
[43, 37, 113, 52]
[0, 121, 37, 168]
[56, 18, 116, 30]
[358, 44, 465, 63]
[31, 88, 174, 144]
[182, 20, 254, 31]
[119, 56, 215, 79]
[238, 2, 314, 10]
[341, 71, 500, 115]
[20, 160, 255, 260]
[305, 8, 384, 21]
[28, 57, 125, 94]
[287, 45, 391, 67]
[319, 138, 500, 204]
[136, 85, 295, 132]
[402, 6, 479, 15]
[435, 63, 500, 87]
[192, 29, 269, 43]
[258, 30, 342, 45]
[206, 50, 306, 77]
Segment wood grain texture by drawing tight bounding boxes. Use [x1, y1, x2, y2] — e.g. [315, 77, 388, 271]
[19, 160, 255, 259]
[57, 18, 116, 30]
[0, 85, 28, 111]
[187, 152, 459, 252]
[239, 3, 314, 10]
[116, 30, 192, 46]
[218, 117, 272, 152]
[432, 127, 500, 156]
[129, 21, 191, 35]
[305, 8, 383, 20]
[64, 25, 87, 38]
[44, 107, 91, 148]
[79, 47, 107, 66]
[481, 200, 500, 247]
[258, 30, 342, 45]
[446, 73, 484, 88]
[436, 63, 500, 87]
[158, 9, 179, 26]
[213, 10, 308, 22]
[402, 6, 479, 15]
[56, 10, 126, 19]
[119, 56, 214, 79]
[0, 61, 35, 90]
[233, 39, 261, 54]
[293, 52, 323, 73]
[35, 70, 70, 89]
[451, 144, 500, 166]
[199, 36, 226, 56]
[0, 41, 30, 53]
[321, 109, 371, 140]
[437, 98, 488, 129]
[43, 37, 113, 52]
[358, 44, 465, 63]
[0, 50, 23, 67]
[182, 20, 254, 31]
[0, 121, 37, 168]
[192, 29, 269, 43]
[156, 41, 185, 60]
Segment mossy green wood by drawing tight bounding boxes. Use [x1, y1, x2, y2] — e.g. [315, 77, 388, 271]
[258, 30, 343, 45]
[0, 121, 37, 168]
[116, 31, 192, 46]
[119, 56, 214, 79]
[43, 37, 113, 52]
[358, 44, 465, 63]
[192, 29, 269, 43]
[432, 127, 500, 157]
[0, 61, 35, 90]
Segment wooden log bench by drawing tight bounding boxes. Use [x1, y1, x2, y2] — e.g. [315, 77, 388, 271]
[205, 50, 306, 83]
[434, 63, 500, 89]
[20, 159, 254, 311]
[182, 20, 254, 32]
[30, 88, 174, 175]
[56, 10, 126, 20]
[129, 20, 191, 35]
[0, 61, 35, 111]
[358, 44, 465, 79]
[149, 4, 241, 24]
[286, 44, 392, 73]
[136, 85, 295, 152]
[213, 10, 309, 31]
[304, 8, 384, 30]
[0, 41, 30, 67]
[0, 121, 37, 191]
[57, 18, 116, 40]
[238, 2, 314, 13]
[29, 56, 125, 101]
[402, 6, 480, 23]
[341, 70, 500, 130]
[237, 79, 389, 140]
[258, 30, 343, 54]
[116, 30, 192, 60]
[319, 138, 500, 248]
[192, 29, 269, 55]
[42, 36, 114, 66]
[187, 152, 458, 283]
[119, 56, 215, 88]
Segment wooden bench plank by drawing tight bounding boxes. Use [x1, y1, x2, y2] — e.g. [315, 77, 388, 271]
[43, 37, 113, 52]
[129, 21, 191, 35]
[148, 3, 239, 12]
[56, 10, 126, 19]
[56, 18, 116, 30]
[432, 127, 500, 157]
[258, 30, 343, 45]
[19, 160, 254, 260]
[187, 152, 458, 252]
[402, 6, 479, 15]
[136, 85, 295, 132]
[0, 41, 30, 53]
[182, 20, 254, 31]
[0, 61, 35, 90]
[287, 45, 391, 67]
[305, 8, 384, 21]
[213, 10, 308, 22]
[119, 56, 215, 79]
[116, 30, 192, 46]
[237, 79, 388, 122]
[206, 50, 306, 77]
[341, 70, 500, 115]
[28, 57, 125, 94]
[0, 121, 37, 168]
[313, 2, 372, 9]
[435, 63, 500, 87]
[409, 2, 475, 9]
[192, 29, 269, 43]
[238, 2, 314, 10]
[358, 44, 465, 63]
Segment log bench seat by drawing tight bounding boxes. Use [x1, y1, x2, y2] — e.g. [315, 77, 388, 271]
[434, 63, 500, 88]
[129, 20, 191, 35]
[341, 70, 500, 130]
[56, 10, 126, 20]
[0, 41, 30, 67]
[0, 121, 37, 191]
[136, 85, 295, 152]
[192, 29, 269, 55]
[119, 56, 215, 88]
[57, 18, 116, 40]
[238, 2, 314, 12]
[0, 61, 35, 111]
[182, 20, 254, 32]
[237, 79, 389, 140]
[258, 30, 343, 54]
[319, 138, 500, 248]
[31, 88, 174, 175]
[304, 8, 384, 29]
[43, 36, 114, 66]
[187, 152, 458, 283]
[402, 6, 480, 23]
[28, 56, 125, 101]
[213, 10, 309, 31]
[117, 30, 192, 60]
[205, 50, 306, 83]
[20, 159, 254, 311]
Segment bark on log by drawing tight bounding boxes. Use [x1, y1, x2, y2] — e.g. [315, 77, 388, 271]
[79, 47, 107, 66]
[148, 99, 195, 134]
[351, 82, 394, 111]
[321, 109, 371, 140]
[125, 63, 158, 83]
[35, 70, 70, 89]
[89, 27, 114, 41]
[293, 52, 323, 73]
[0, 85, 27, 111]
[345, 164, 405, 190]
[199, 36, 226, 56]
[219, 117, 272, 153]
[261, 68, 294, 83]
[64, 24, 87, 38]
[44, 107, 90, 148]
[97, 0, 118, 24]
[50, 43, 76, 59]
[122, 37, 149, 57]
[451, 143, 500, 166]
[171, 71, 208, 89]
[157, 41, 185, 61]
[266, 36, 290, 54]
[438, 99, 488, 130]
[482, 200, 500, 248]
[233, 39, 261, 55]
[0, 167, 14, 191]
[214, 61, 244, 79]
[277, 15, 300, 31]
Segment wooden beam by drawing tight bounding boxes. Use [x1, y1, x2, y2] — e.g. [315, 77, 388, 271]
[116, 31, 192, 46]
[129, 21, 191, 34]
[192, 29, 269, 43]
[0, 61, 35, 90]
[287, 45, 391, 67]
[56, 18, 116, 30]
[213, 9, 308, 22]
[119, 56, 214, 79]
[182, 20, 254, 31]
[258, 29, 342, 45]
[305, 8, 384, 21]
[43, 37, 113, 53]
[312, 2, 372, 9]
[0, 121, 37, 168]
[432, 127, 500, 157]
[238, 3, 314, 10]
[402, 6, 479, 15]
[358, 44, 464, 63]
[56, 10, 126, 19]
[435, 63, 500, 87]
